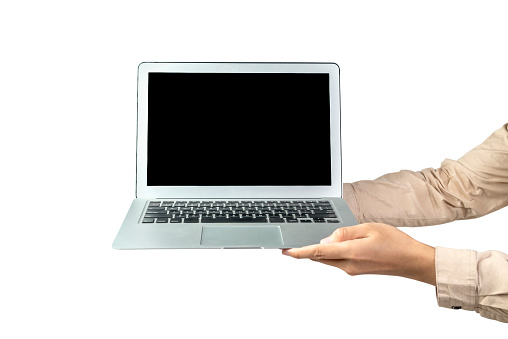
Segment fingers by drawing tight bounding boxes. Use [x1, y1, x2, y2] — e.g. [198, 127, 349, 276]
[283, 224, 375, 260]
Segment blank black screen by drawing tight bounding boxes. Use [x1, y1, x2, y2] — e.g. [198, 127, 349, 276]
[147, 72, 331, 186]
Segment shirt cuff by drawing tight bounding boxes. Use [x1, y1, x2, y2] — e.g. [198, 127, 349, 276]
[436, 246, 478, 311]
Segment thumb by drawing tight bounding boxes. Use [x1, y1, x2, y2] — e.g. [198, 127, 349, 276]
[320, 227, 343, 243]
[321, 224, 371, 243]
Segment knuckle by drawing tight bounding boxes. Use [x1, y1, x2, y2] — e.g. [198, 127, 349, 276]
[363, 223, 374, 232]
[339, 227, 348, 241]
[342, 262, 360, 276]
[340, 227, 351, 240]
[346, 268, 360, 276]
[311, 246, 326, 260]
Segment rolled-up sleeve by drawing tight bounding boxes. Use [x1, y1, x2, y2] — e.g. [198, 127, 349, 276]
[343, 123, 508, 322]
[436, 247, 508, 323]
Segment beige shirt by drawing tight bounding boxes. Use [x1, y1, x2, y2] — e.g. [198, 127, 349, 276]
[343, 123, 508, 323]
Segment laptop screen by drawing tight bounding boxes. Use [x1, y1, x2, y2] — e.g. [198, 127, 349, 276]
[147, 72, 331, 187]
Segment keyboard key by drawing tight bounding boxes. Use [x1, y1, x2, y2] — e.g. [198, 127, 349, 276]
[311, 213, 338, 219]
[224, 217, 267, 223]
[145, 213, 170, 217]
[143, 218, 155, 223]
[319, 209, 335, 213]
[199, 217, 215, 223]
[147, 207, 166, 211]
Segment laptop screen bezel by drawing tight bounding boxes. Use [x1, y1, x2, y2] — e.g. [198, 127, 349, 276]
[136, 62, 342, 199]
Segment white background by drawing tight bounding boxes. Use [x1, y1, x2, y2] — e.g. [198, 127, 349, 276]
[1, 0, 507, 337]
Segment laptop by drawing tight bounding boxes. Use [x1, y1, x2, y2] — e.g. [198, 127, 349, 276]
[112, 62, 357, 249]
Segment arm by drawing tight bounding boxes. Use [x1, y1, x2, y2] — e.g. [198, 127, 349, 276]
[344, 123, 508, 227]
[343, 124, 508, 322]
[284, 124, 508, 322]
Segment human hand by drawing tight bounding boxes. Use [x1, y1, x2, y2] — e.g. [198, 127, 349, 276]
[282, 223, 436, 285]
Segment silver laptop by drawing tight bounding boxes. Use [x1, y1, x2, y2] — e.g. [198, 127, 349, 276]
[112, 62, 357, 249]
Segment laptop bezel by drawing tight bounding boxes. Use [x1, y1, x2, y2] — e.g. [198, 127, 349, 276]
[135, 62, 342, 199]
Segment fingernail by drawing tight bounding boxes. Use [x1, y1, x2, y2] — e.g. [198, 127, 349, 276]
[282, 249, 291, 256]
[320, 237, 331, 243]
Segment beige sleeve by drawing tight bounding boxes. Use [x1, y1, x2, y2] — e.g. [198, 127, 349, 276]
[436, 247, 508, 323]
[343, 123, 508, 227]
[343, 123, 508, 322]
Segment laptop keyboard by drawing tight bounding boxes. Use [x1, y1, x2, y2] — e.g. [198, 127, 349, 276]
[142, 200, 340, 224]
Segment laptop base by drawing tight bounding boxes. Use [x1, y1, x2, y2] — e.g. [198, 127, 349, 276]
[113, 198, 357, 249]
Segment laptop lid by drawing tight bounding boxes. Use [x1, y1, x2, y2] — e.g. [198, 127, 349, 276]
[136, 62, 342, 199]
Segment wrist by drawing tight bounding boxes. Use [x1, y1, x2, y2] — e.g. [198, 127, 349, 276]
[412, 244, 436, 286]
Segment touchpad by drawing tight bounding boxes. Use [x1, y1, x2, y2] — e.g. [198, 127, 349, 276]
[200, 225, 284, 248]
